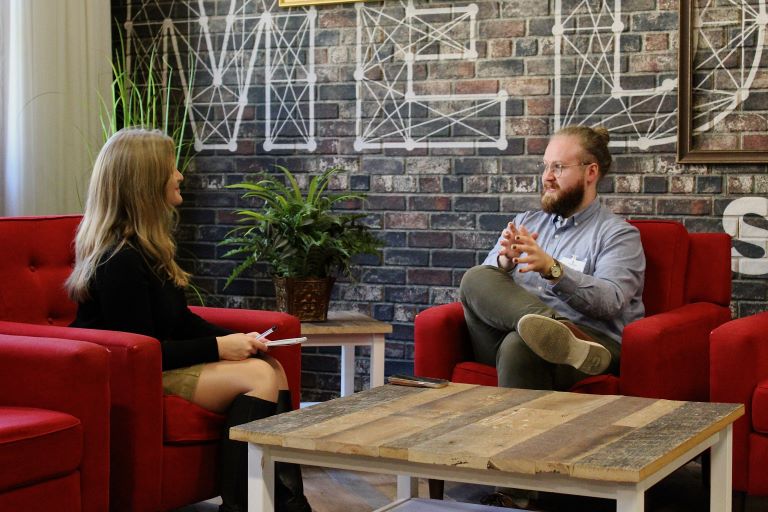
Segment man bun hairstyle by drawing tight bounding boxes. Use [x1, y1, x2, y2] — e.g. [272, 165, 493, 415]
[556, 125, 612, 178]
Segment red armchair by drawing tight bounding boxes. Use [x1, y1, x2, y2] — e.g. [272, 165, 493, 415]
[711, 311, 768, 496]
[415, 220, 732, 402]
[0, 215, 303, 511]
[0, 334, 110, 512]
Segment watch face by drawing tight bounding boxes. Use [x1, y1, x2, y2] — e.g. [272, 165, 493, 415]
[551, 264, 562, 278]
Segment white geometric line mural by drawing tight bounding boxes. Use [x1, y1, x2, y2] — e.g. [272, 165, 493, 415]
[353, 1, 508, 151]
[554, 0, 766, 149]
[125, 0, 316, 152]
[124, 0, 766, 155]
[692, 0, 766, 132]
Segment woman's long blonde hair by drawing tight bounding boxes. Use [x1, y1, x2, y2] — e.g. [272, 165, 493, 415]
[66, 127, 189, 301]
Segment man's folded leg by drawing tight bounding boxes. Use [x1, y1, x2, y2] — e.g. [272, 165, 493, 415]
[516, 314, 612, 375]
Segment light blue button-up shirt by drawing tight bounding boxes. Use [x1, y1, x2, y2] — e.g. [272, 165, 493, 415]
[482, 198, 645, 342]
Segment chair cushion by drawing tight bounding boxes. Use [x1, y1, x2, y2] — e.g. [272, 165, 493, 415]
[569, 374, 620, 395]
[752, 378, 768, 434]
[0, 407, 82, 491]
[452, 362, 498, 387]
[163, 395, 226, 443]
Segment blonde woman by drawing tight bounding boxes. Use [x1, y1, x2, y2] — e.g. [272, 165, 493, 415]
[67, 127, 311, 512]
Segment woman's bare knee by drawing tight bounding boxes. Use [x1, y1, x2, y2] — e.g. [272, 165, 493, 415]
[261, 354, 288, 389]
[192, 358, 281, 413]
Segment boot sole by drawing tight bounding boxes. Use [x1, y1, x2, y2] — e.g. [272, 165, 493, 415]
[517, 314, 611, 375]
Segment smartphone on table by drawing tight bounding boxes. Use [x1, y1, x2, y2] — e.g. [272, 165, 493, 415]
[387, 374, 450, 388]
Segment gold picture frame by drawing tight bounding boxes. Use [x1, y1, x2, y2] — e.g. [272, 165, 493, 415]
[677, 0, 768, 163]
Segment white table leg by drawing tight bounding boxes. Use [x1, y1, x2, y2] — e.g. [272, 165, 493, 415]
[616, 487, 644, 512]
[247, 444, 275, 512]
[710, 426, 733, 512]
[396, 475, 418, 500]
[341, 344, 355, 397]
[370, 334, 386, 388]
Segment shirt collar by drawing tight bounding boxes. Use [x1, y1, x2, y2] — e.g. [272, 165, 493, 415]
[550, 196, 601, 228]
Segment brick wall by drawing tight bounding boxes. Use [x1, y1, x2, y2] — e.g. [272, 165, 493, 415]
[113, 0, 768, 401]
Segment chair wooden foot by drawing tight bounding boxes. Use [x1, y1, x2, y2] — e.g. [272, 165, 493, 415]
[732, 490, 747, 512]
[428, 479, 444, 500]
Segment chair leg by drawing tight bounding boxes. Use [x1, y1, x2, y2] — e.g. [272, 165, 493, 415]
[428, 479, 445, 500]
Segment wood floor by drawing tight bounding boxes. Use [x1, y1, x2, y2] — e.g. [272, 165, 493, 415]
[175, 461, 768, 511]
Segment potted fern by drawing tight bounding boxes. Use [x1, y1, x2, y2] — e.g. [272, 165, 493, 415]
[222, 166, 383, 321]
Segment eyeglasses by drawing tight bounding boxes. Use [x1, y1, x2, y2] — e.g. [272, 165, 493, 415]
[537, 161, 593, 178]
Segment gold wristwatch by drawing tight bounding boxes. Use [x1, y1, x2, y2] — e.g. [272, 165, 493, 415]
[545, 259, 562, 280]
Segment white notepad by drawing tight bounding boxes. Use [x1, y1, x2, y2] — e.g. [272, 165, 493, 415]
[265, 337, 307, 347]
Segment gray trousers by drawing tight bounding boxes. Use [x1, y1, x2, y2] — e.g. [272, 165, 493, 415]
[459, 265, 621, 390]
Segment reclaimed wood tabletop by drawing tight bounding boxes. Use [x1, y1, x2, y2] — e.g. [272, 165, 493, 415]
[231, 383, 743, 484]
[300, 311, 393, 335]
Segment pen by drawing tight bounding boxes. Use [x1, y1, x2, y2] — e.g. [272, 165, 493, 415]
[252, 325, 278, 342]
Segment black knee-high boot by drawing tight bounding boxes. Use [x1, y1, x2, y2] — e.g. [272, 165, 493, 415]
[219, 394, 277, 512]
[275, 390, 312, 512]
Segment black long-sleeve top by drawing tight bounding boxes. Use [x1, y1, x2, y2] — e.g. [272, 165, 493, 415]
[71, 245, 232, 370]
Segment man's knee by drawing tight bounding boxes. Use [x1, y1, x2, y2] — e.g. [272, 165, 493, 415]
[460, 265, 502, 301]
[496, 333, 533, 366]
[496, 333, 553, 390]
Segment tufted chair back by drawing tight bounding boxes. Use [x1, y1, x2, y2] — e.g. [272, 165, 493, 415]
[0, 215, 81, 326]
[629, 220, 731, 317]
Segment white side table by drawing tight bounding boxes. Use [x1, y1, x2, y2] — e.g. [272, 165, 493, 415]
[301, 311, 392, 398]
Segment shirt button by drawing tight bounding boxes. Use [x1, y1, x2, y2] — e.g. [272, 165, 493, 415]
[555, 234, 560, 238]
[538, 286, 543, 291]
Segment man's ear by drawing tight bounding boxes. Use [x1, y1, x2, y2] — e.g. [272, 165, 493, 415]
[585, 162, 600, 185]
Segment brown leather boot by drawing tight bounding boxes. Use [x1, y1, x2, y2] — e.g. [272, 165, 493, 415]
[516, 314, 611, 375]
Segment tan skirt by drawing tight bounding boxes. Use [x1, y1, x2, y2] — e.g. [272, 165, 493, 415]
[162, 363, 205, 401]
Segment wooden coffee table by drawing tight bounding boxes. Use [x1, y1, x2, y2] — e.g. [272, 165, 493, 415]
[231, 383, 743, 512]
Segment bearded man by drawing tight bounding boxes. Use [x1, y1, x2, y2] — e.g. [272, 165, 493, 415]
[460, 125, 646, 391]
[463, 126, 646, 509]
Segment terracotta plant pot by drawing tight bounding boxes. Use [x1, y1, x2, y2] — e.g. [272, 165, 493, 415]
[273, 276, 335, 322]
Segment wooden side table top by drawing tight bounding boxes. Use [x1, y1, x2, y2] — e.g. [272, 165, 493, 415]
[231, 383, 743, 484]
[301, 311, 393, 335]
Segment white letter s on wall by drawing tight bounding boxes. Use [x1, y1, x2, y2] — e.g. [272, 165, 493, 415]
[722, 197, 768, 276]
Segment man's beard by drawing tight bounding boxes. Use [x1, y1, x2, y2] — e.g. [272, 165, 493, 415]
[541, 180, 585, 218]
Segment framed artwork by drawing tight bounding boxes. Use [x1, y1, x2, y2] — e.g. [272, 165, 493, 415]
[677, 0, 768, 163]
[279, 0, 363, 6]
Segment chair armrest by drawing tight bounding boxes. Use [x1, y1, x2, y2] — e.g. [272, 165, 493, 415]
[711, 312, 768, 404]
[190, 306, 303, 408]
[190, 306, 301, 338]
[414, 302, 472, 380]
[0, 335, 110, 512]
[710, 312, 768, 491]
[0, 320, 164, 510]
[619, 302, 731, 401]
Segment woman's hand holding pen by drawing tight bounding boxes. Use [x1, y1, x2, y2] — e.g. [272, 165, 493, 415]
[216, 333, 269, 360]
[217, 325, 277, 360]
